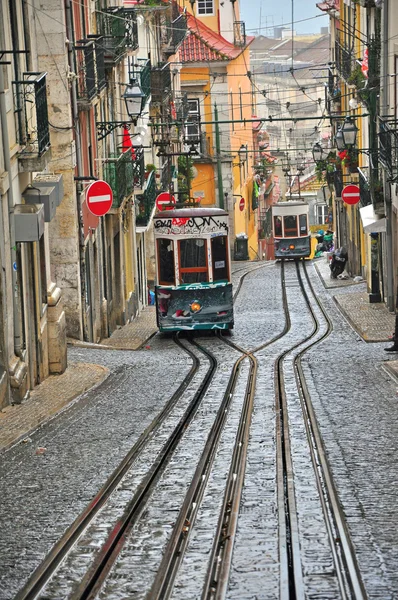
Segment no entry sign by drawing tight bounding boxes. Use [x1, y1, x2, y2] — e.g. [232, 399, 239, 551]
[239, 197, 245, 211]
[86, 180, 113, 216]
[156, 192, 176, 212]
[342, 184, 360, 205]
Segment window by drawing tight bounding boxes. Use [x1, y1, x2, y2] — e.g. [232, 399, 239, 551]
[158, 238, 175, 285]
[316, 205, 328, 225]
[299, 214, 308, 236]
[283, 215, 298, 237]
[197, 0, 214, 15]
[211, 236, 229, 282]
[185, 99, 200, 146]
[179, 239, 208, 284]
[274, 216, 282, 237]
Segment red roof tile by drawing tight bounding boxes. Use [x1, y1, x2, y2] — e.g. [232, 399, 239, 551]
[180, 14, 254, 63]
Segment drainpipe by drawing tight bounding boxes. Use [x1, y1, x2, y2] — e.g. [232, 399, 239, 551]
[65, 0, 88, 340]
[0, 58, 22, 357]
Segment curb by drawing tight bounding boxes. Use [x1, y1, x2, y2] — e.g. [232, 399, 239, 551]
[332, 296, 390, 343]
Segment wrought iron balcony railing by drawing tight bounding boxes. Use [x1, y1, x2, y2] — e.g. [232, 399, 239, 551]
[335, 40, 354, 82]
[76, 40, 96, 102]
[88, 35, 107, 91]
[129, 58, 151, 104]
[233, 21, 246, 46]
[151, 62, 172, 103]
[96, 6, 138, 65]
[379, 118, 398, 182]
[357, 167, 372, 207]
[103, 148, 144, 208]
[136, 170, 157, 227]
[14, 72, 50, 157]
[163, 7, 188, 57]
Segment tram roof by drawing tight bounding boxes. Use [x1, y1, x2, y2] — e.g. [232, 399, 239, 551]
[273, 200, 309, 207]
[154, 207, 229, 218]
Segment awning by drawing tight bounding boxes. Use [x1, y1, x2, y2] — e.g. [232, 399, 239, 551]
[359, 204, 387, 233]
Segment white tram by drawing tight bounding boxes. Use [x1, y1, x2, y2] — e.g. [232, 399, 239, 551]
[153, 207, 234, 332]
[272, 201, 311, 259]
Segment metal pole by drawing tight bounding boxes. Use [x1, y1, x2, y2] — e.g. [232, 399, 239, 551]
[0, 55, 22, 356]
[214, 103, 224, 209]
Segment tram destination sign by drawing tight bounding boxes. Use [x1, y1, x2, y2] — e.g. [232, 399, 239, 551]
[154, 214, 229, 236]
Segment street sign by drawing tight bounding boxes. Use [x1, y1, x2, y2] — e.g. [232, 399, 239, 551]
[86, 180, 113, 216]
[342, 184, 360, 205]
[156, 192, 176, 212]
[239, 197, 245, 211]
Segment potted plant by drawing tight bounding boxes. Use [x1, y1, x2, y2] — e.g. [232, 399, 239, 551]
[145, 164, 156, 180]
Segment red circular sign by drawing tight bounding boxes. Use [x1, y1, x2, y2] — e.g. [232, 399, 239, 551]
[156, 192, 176, 212]
[342, 184, 360, 205]
[86, 180, 113, 216]
[239, 197, 245, 211]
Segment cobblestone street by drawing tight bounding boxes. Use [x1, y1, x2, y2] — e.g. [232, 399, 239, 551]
[0, 260, 398, 599]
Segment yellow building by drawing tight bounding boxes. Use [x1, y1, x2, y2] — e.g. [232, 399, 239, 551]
[179, 0, 257, 258]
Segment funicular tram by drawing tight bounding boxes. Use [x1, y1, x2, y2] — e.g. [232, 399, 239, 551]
[153, 207, 234, 332]
[272, 201, 311, 259]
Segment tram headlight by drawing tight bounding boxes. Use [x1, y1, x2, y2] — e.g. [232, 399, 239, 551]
[289, 244, 295, 250]
[190, 301, 202, 313]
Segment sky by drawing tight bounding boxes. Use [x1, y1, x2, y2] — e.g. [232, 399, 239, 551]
[240, 0, 329, 37]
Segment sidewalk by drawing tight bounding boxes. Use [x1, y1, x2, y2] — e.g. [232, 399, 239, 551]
[314, 257, 395, 343]
[0, 307, 158, 453]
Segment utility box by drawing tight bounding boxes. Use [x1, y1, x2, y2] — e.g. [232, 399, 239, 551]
[33, 173, 64, 206]
[23, 185, 57, 222]
[14, 204, 45, 242]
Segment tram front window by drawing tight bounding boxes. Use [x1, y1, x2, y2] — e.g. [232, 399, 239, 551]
[158, 238, 175, 285]
[283, 215, 298, 237]
[179, 238, 208, 284]
[274, 216, 282, 237]
[211, 236, 228, 281]
[299, 214, 308, 236]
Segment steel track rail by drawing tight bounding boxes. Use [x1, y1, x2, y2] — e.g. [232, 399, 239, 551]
[149, 343, 246, 600]
[72, 337, 217, 600]
[15, 335, 202, 600]
[293, 261, 367, 600]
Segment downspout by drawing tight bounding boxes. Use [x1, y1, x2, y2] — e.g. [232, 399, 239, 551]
[0, 58, 22, 357]
[64, 0, 88, 340]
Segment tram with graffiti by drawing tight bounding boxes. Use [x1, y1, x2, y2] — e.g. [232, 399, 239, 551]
[153, 207, 234, 332]
[272, 200, 311, 259]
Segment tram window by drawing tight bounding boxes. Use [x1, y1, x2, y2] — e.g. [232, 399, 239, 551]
[211, 236, 228, 281]
[179, 238, 208, 284]
[157, 239, 175, 285]
[299, 214, 308, 236]
[274, 216, 282, 237]
[283, 215, 298, 237]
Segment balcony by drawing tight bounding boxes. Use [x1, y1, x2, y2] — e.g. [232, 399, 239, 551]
[357, 167, 372, 207]
[75, 38, 106, 108]
[103, 147, 145, 208]
[96, 6, 138, 65]
[335, 41, 354, 82]
[136, 171, 157, 227]
[130, 58, 151, 105]
[379, 118, 398, 182]
[16, 72, 51, 172]
[163, 3, 188, 57]
[151, 62, 172, 103]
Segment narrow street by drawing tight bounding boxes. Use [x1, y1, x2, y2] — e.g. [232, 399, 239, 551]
[0, 260, 397, 599]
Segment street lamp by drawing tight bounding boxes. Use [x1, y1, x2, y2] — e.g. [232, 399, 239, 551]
[312, 142, 325, 163]
[238, 144, 247, 164]
[123, 79, 146, 121]
[341, 116, 358, 147]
